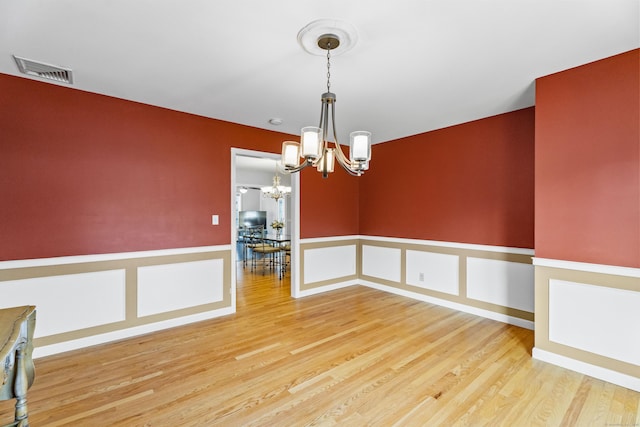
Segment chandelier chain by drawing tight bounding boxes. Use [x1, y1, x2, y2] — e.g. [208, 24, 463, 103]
[326, 42, 331, 93]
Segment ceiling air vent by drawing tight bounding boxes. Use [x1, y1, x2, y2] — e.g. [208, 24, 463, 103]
[13, 55, 73, 84]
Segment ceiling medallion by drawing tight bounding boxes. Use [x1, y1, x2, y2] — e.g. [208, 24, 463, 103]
[297, 19, 359, 56]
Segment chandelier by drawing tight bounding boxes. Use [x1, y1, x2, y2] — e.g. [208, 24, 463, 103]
[280, 30, 372, 178]
[261, 173, 291, 201]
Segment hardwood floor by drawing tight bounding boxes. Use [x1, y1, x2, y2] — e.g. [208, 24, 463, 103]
[2, 264, 639, 426]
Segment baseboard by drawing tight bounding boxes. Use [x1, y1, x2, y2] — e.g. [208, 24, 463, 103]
[532, 347, 640, 392]
[34, 306, 235, 358]
[296, 279, 359, 298]
[359, 280, 534, 330]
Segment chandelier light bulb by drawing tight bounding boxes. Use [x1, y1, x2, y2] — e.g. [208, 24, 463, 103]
[350, 131, 372, 162]
[282, 141, 301, 168]
[301, 127, 322, 159]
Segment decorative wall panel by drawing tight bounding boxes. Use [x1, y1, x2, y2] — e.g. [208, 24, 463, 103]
[0, 270, 126, 337]
[534, 259, 640, 391]
[138, 259, 224, 317]
[406, 250, 459, 295]
[303, 245, 356, 284]
[467, 257, 534, 312]
[549, 279, 640, 366]
[362, 245, 401, 283]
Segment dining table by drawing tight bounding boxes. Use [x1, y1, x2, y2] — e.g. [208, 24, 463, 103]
[259, 233, 291, 278]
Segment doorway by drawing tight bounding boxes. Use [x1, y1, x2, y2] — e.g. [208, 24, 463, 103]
[230, 148, 300, 308]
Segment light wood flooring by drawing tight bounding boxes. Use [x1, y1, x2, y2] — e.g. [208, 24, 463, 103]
[2, 264, 639, 426]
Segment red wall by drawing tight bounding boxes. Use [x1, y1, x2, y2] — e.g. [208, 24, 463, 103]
[0, 73, 358, 261]
[300, 165, 360, 238]
[359, 108, 535, 249]
[5, 49, 634, 264]
[535, 49, 640, 268]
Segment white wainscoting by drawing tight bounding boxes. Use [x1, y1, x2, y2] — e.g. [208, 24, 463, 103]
[549, 279, 640, 366]
[406, 250, 459, 295]
[303, 245, 356, 284]
[359, 236, 534, 329]
[137, 258, 224, 317]
[362, 245, 401, 283]
[0, 245, 231, 357]
[0, 270, 126, 338]
[467, 257, 534, 312]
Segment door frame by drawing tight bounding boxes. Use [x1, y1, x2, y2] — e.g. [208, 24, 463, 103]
[230, 148, 301, 308]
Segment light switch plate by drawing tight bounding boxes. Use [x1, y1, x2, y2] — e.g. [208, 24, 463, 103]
[212, 215, 219, 225]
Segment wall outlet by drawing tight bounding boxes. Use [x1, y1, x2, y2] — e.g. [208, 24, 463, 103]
[212, 214, 219, 225]
[419, 272, 424, 282]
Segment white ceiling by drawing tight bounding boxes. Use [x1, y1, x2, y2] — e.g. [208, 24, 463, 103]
[1, 1, 638, 144]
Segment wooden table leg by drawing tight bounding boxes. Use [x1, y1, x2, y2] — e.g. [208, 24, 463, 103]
[13, 342, 29, 427]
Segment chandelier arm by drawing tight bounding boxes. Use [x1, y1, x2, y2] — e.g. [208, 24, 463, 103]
[329, 101, 356, 170]
[329, 98, 339, 147]
[331, 134, 361, 176]
[318, 97, 326, 129]
[282, 158, 311, 174]
[335, 155, 362, 176]
[321, 98, 331, 162]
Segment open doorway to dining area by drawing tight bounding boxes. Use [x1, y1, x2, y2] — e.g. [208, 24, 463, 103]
[231, 149, 300, 299]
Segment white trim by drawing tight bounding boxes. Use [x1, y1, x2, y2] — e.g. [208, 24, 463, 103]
[359, 279, 534, 330]
[532, 257, 640, 278]
[33, 307, 235, 358]
[359, 235, 535, 255]
[230, 148, 301, 297]
[290, 172, 301, 298]
[299, 235, 533, 256]
[532, 347, 640, 392]
[300, 235, 360, 244]
[0, 245, 231, 270]
[295, 279, 358, 298]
